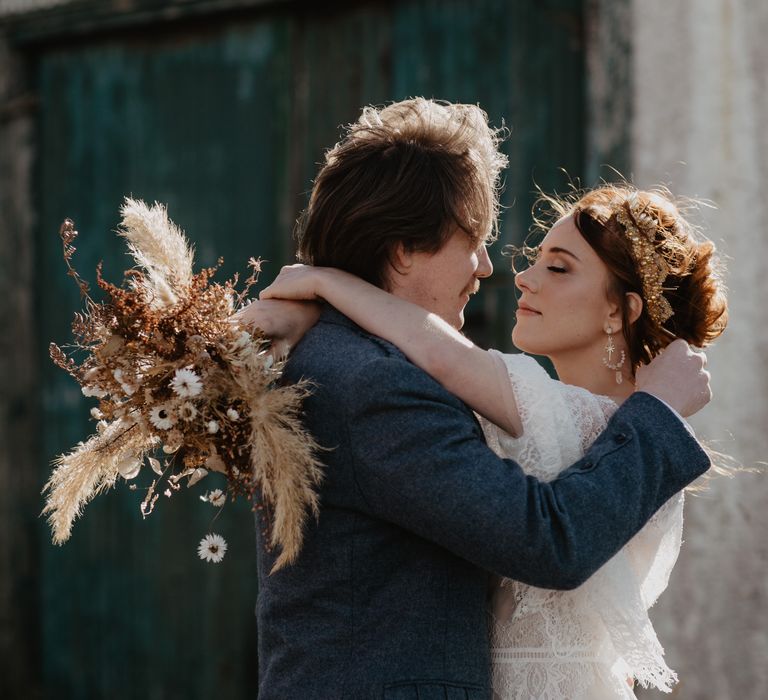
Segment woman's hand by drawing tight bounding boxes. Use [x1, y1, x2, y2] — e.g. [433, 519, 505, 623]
[233, 298, 321, 357]
[259, 264, 336, 302]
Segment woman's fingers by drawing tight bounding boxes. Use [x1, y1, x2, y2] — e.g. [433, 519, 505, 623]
[260, 264, 320, 301]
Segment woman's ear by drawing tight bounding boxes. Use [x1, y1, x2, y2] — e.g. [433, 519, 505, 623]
[605, 291, 643, 330]
[605, 298, 623, 330]
[625, 291, 643, 325]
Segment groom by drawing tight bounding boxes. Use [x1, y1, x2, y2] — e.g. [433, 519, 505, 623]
[254, 99, 711, 699]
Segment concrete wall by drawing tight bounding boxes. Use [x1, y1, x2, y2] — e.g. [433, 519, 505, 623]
[631, 1, 768, 698]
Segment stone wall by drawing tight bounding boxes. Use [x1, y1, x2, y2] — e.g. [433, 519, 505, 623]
[631, 1, 768, 698]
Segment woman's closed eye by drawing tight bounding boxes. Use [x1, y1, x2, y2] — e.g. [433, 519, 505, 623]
[547, 264, 568, 274]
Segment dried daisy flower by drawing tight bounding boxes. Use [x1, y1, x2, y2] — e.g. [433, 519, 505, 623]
[197, 533, 227, 563]
[45, 200, 324, 572]
[149, 404, 177, 431]
[186, 335, 207, 353]
[178, 402, 198, 422]
[202, 488, 227, 507]
[170, 368, 203, 398]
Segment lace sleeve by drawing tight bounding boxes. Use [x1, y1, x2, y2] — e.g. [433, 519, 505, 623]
[481, 351, 683, 695]
[557, 382, 685, 609]
[481, 350, 584, 480]
[625, 493, 684, 608]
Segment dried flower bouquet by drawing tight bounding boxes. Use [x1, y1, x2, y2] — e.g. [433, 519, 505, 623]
[45, 198, 323, 571]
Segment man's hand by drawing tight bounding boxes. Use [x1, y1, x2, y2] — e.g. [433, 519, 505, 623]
[634, 339, 711, 417]
[233, 298, 321, 357]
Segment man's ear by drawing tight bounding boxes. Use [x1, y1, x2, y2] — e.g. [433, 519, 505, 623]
[390, 241, 413, 276]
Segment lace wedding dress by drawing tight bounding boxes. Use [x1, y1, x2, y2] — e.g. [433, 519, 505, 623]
[481, 352, 683, 700]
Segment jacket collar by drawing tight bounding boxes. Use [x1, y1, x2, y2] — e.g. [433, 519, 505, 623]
[317, 303, 405, 358]
[318, 303, 361, 330]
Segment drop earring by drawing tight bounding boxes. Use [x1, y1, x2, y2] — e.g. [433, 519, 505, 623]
[602, 326, 626, 384]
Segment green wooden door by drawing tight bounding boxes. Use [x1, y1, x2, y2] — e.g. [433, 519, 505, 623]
[34, 1, 584, 697]
[36, 20, 291, 700]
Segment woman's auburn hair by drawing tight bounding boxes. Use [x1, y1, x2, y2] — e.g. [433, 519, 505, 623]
[296, 98, 508, 289]
[531, 184, 728, 367]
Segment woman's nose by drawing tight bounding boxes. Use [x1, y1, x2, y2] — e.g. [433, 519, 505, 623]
[515, 267, 537, 293]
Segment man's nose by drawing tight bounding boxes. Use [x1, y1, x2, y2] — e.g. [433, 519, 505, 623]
[476, 245, 493, 278]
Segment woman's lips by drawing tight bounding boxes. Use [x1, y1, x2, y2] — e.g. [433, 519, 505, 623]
[516, 302, 541, 316]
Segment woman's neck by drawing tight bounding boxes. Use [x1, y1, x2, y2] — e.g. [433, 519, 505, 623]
[550, 349, 635, 403]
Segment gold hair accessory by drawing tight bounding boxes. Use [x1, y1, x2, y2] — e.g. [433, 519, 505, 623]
[615, 193, 674, 325]
[602, 326, 626, 384]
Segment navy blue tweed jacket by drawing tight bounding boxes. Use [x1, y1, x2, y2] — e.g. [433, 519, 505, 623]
[255, 307, 710, 699]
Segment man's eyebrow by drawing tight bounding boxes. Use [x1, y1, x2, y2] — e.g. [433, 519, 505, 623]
[540, 245, 581, 262]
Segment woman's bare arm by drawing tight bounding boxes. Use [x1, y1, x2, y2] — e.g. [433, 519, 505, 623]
[260, 265, 522, 436]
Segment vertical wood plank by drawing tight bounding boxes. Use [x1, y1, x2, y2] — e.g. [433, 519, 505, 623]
[391, 0, 585, 351]
[284, 2, 394, 244]
[36, 19, 292, 698]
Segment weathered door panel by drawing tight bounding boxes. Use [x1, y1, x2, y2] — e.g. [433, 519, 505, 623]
[38, 20, 291, 699]
[390, 0, 584, 346]
[35, 2, 584, 697]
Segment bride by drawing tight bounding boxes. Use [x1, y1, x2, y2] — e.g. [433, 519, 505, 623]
[244, 184, 727, 698]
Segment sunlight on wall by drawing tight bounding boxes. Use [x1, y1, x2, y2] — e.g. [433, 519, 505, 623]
[631, 1, 768, 698]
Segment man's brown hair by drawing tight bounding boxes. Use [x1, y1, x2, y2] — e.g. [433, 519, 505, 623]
[296, 98, 508, 289]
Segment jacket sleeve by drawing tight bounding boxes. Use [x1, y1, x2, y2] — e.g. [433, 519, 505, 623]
[345, 356, 710, 590]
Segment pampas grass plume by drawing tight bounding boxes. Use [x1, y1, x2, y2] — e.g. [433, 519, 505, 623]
[118, 198, 195, 309]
